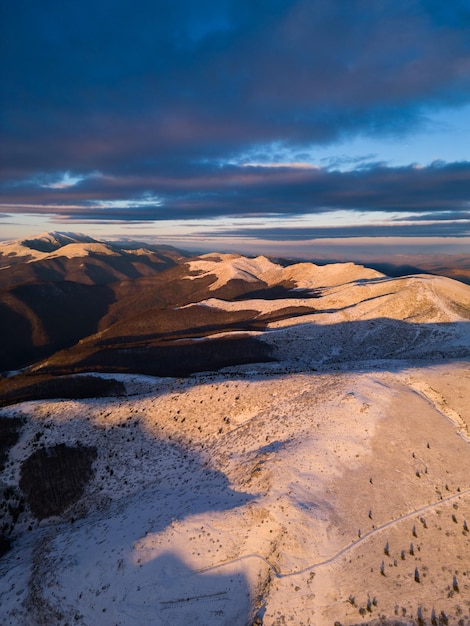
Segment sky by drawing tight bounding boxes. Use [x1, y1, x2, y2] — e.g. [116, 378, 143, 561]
[1, 0, 470, 258]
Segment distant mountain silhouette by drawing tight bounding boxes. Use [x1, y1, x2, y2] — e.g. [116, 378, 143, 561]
[312, 253, 470, 286]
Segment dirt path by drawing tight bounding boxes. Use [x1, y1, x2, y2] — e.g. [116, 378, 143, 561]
[198, 485, 470, 578]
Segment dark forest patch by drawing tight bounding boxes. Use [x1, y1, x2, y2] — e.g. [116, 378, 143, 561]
[232, 285, 320, 300]
[0, 417, 24, 471]
[0, 375, 125, 407]
[32, 336, 274, 378]
[19, 444, 97, 519]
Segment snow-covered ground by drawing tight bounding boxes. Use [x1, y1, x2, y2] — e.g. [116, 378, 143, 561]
[1, 358, 469, 625]
[185, 253, 383, 291]
[1, 254, 470, 625]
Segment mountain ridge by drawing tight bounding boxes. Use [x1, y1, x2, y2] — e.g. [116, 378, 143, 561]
[2, 233, 470, 376]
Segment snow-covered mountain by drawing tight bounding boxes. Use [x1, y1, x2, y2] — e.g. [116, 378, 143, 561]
[0, 231, 186, 266]
[0, 231, 188, 287]
[0, 233, 190, 371]
[1, 235, 470, 625]
[12, 249, 467, 381]
[186, 252, 383, 290]
[0, 231, 99, 260]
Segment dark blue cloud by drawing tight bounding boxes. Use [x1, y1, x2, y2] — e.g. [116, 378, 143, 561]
[1, 0, 470, 227]
[2, 161, 470, 227]
[200, 222, 470, 240]
[394, 211, 470, 222]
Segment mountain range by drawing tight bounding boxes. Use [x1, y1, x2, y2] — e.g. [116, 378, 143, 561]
[2, 232, 469, 381]
[1, 233, 470, 625]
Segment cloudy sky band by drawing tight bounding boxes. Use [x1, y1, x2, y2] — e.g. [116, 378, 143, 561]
[1, 0, 470, 251]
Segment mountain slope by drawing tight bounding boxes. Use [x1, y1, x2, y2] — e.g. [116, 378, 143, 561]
[24, 259, 470, 378]
[0, 282, 116, 372]
[0, 363, 469, 625]
[2, 237, 470, 377]
[0, 231, 188, 288]
[1, 236, 470, 625]
[0, 233, 191, 371]
[2, 243, 470, 411]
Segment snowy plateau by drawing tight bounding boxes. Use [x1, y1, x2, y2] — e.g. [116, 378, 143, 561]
[0, 233, 469, 626]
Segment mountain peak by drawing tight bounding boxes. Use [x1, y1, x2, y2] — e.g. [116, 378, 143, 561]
[21, 232, 98, 253]
[186, 254, 283, 290]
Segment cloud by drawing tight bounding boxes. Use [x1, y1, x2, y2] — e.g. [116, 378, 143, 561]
[2, 161, 470, 227]
[1, 0, 470, 239]
[2, 1, 470, 178]
[42, 172, 86, 189]
[201, 221, 470, 240]
[393, 211, 470, 222]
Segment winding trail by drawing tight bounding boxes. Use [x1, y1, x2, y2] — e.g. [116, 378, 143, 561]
[198, 486, 470, 578]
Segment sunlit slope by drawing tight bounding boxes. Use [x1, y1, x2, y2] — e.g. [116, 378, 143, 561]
[0, 232, 188, 290]
[3, 246, 470, 378]
[0, 362, 469, 625]
[183, 265, 470, 368]
[0, 233, 190, 370]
